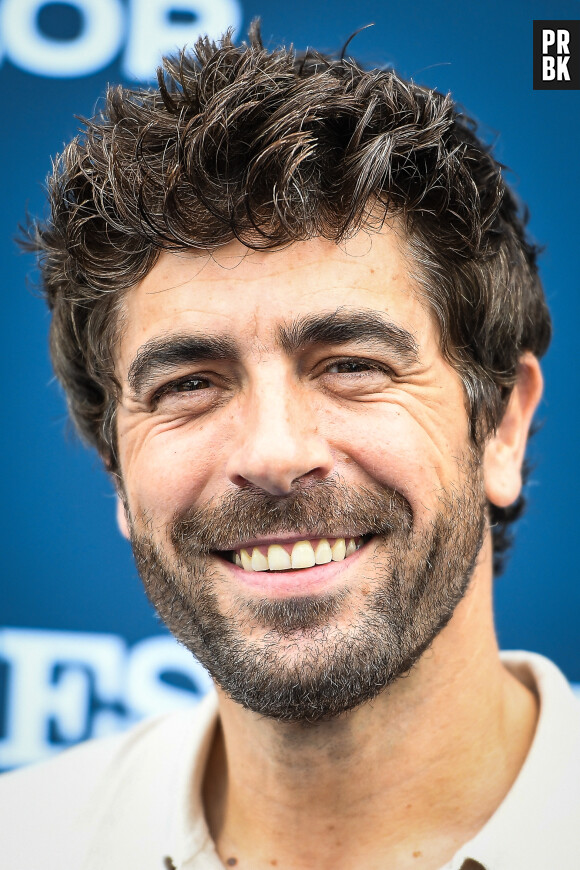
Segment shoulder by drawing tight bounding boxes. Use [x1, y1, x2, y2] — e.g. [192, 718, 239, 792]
[492, 651, 580, 861]
[0, 692, 218, 870]
[0, 704, 193, 801]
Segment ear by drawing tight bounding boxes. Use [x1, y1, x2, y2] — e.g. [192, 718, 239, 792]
[116, 495, 131, 540]
[483, 353, 544, 508]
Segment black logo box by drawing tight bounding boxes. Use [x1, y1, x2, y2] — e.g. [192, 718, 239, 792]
[533, 20, 580, 90]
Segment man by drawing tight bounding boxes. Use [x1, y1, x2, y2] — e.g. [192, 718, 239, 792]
[1, 22, 578, 870]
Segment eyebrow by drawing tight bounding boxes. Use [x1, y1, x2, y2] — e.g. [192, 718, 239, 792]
[278, 310, 419, 363]
[127, 335, 239, 396]
[126, 309, 419, 398]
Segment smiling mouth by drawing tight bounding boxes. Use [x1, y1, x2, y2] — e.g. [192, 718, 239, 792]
[217, 534, 374, 572]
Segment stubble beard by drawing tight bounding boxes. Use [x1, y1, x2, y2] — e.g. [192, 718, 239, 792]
[128, 452, 487, 723]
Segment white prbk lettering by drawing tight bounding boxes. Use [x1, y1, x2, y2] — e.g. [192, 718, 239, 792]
[124, 0, 242, 79]
[557, 29, 570, 54]
[543, 55, 556, 80]
[542, 29, 556, 54]
[0, 0, 125, 77]
[557, 55, 571, 80]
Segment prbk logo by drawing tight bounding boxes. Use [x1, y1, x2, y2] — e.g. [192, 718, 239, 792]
[533, 20, 580, 89]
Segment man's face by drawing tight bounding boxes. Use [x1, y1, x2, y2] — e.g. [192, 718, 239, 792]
[116, 228, 487, 721]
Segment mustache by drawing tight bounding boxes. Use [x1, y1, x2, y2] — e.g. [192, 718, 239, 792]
[169, 476, 413, 555]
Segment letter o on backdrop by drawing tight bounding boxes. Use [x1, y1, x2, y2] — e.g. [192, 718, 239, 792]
[124, 0, 243, 80]
[0, 0, 125, 77]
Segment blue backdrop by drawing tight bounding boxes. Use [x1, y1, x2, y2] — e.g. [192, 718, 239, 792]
[1, 0, 578, 770]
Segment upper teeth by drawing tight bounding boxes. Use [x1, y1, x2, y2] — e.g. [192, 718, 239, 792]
[233, 537, 362, 572]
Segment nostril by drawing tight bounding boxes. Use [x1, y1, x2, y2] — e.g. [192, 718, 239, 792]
[291, 466, 332, 487]
[225, 428, 334, 495]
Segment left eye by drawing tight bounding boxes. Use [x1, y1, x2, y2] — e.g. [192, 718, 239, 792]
[325, 360, 387, 375]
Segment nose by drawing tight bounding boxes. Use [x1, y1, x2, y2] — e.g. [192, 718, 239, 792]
[225, 366, 334, 495]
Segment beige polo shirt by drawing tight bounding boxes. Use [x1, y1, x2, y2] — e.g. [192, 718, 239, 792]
[0, 651, 579, 869]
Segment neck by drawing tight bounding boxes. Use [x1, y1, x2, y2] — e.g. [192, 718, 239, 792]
[203, 540, 538, 870]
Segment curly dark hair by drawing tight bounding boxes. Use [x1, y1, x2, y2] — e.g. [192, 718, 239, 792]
[25, 22, 551, 574]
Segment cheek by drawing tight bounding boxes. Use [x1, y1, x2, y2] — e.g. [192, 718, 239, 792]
[322, 401, 464, 512]
[121, 420, 227, 521]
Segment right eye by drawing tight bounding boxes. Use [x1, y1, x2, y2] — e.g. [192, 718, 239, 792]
[162, 376, 211, 394]
[150, 374, 217, 411]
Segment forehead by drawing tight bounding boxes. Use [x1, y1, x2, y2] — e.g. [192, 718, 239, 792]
[117, 228, 436, 370]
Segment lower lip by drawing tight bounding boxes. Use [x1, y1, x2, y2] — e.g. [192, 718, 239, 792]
[216, 538, 374, 597]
